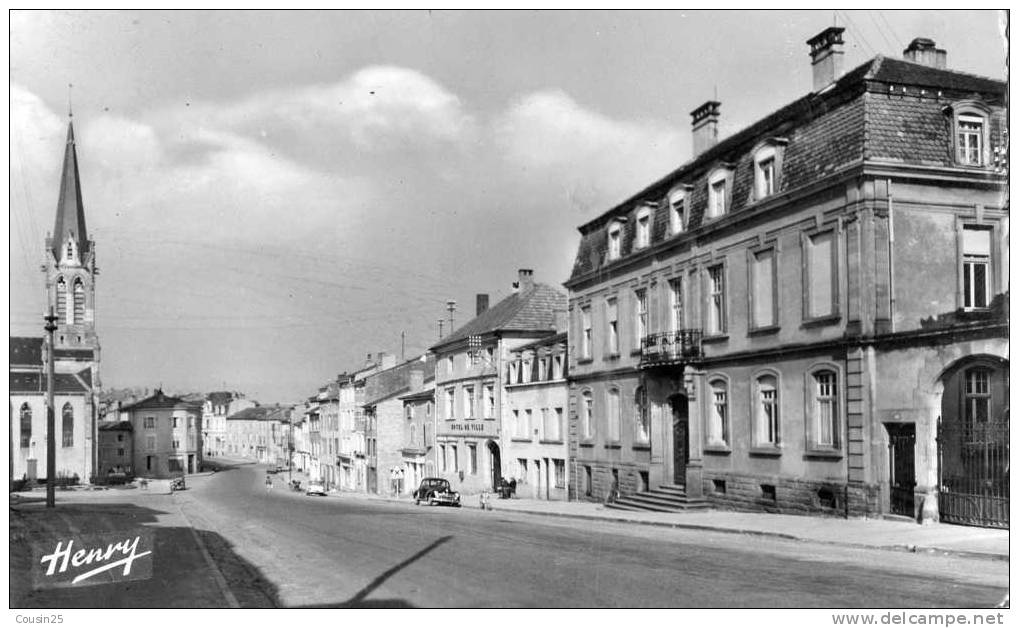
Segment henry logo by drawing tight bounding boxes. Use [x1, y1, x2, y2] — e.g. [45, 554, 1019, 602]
[33, 530, 154, 588]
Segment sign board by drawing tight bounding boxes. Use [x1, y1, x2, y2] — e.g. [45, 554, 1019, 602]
[437, 420, 500, 439]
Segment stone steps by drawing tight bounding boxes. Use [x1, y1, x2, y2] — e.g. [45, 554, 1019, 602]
[605, 484, 711, 513]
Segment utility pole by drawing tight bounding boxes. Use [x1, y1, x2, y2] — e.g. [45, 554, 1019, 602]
[44, 307, 58, 509]
[437, 319, 444, 340]
[401, 330, 406, 362]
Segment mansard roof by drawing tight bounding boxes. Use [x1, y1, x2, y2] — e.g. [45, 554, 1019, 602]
[568, 55, 1006, 283]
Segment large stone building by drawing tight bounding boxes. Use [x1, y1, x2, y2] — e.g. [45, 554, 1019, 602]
[430, 270, 567, 496]
[119, 390, 203, 477]
[225, 404, 292, 466]
[564, 29, 1007, 527]
[202, 391, 254, 458]
[10, 120, 101, 485]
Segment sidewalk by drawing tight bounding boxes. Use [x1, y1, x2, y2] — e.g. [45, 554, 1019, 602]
[362, 492, 1009, 561]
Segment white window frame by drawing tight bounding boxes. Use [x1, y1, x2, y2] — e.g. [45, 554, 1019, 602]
[752, 371, 781, 449]
[581, 390, 593, 440]
[463, 385, 474, 419]
[634, 386, 650, 443]
[707, 168, 733, 219]
[669, 277, 684, 332]
[706, 377, 730, 448]
[635, 205, 652, 249]
[803, 229, 840, 321]
[668, 186, 689, 235]
[806, 366, 842, 452]
[634, 288, 647, 347]
[607, 221, 622, 260]
[484, 384, 495, 418]
[961, 225, 993, 310]
[706, 263, 727, 335]
[954, 112, 989, 167]
[607, 387, 621, 443]
[749, 245, 779, 330]
[580, 306, 592, 359]
[606, 297, 619, 356]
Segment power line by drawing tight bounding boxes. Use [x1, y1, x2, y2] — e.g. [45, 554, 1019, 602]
[877, 11, 905, 48]
[837, 10, 878, 57]
[867, 10, 898, 52]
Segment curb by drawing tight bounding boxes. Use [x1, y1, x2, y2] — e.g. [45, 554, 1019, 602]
[350, 493, 1007, 562]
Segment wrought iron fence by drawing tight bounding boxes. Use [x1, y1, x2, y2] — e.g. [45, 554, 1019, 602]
[640, 330, 702, 367]
[938, 416, 1009, 529]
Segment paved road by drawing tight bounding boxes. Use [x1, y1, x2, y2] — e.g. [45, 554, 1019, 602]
[175, 462, 1007, 608]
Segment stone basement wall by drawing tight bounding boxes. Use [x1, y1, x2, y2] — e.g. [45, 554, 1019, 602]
[701, 472, 881, 518]
[575, 459, 648, 503]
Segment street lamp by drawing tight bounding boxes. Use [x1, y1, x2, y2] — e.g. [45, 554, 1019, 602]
[44, 307, 58, 509]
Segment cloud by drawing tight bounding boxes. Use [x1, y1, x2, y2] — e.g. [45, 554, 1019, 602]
[493, 89, 684, 213]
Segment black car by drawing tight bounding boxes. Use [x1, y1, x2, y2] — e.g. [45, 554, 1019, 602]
[413, 477, 462, 507]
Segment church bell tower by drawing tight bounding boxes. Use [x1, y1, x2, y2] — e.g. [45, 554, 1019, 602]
[43, 119, 100, 382]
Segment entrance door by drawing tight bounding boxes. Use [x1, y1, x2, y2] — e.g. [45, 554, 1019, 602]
[488, 441, 502, 490]
[670, 395, 689, 486]
[187, 454, 195, 474]
[887, 424, 916, 517]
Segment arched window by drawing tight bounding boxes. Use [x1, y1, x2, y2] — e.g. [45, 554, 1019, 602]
[668, 186, 690, 235]
[635, 205, 653, 249]
[753, 374, 780, 448]
[55, 277, 67, 324]
[635, 386, 650, 442]
[607, 222, 622, 260]
[62, 403, 74, 447]
[20, 403, 32, 448]
[607, 388, 621, 442]
[707, 379, 729, 446]
[73, 279, 85, 324]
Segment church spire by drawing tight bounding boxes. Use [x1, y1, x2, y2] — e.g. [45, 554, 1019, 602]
[51, 119, 89, 262]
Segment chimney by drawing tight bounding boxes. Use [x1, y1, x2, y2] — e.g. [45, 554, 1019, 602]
[903, 37, 946, 69]
[365, 352, 373, 366]
[690, 101, 721, 156]
[517, 268, 535, 292]
[476, 294, 490, 316]
[408, 367, 424, 392]
[807, 26, 846, 92]
[379, 352, 396, 370]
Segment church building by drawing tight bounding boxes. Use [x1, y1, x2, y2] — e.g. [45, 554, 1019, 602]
[10, 119, 101, 485]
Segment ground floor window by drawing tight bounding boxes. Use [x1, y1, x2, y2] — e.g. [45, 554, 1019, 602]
[467, 443, 478, 475]
[584, 465, 592, 497]
[517, 458, 528, 482]
[554, 459, 565, 488]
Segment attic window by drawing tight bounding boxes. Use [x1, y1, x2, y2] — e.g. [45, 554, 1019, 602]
[707, 167, 733, 219]
[956, 114, 986, 166]
[607, 221, 622, 260]
[668, 186, 690, 235]
[635, 206, 652, 249]
[752, 140, 787, 202]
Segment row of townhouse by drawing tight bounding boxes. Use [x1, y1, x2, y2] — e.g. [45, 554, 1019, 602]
[290, 28, 1007, 529]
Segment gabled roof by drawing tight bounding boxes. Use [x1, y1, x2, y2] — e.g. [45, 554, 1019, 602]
[431, 283, 567, 351]
[10, 337, 43, 367]
[51, 121, 91, 261]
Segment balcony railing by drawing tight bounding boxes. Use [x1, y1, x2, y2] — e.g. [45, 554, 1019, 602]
[639, 330, 702, 368]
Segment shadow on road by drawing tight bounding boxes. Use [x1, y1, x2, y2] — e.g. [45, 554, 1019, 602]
[293, 535, 453, 608]
[9, 501, 281, 608]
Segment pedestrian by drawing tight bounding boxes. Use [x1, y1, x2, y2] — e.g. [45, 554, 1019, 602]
[265, 475, 273, 492]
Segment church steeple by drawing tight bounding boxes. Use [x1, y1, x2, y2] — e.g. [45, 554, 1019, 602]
[50, 120, 90, 264]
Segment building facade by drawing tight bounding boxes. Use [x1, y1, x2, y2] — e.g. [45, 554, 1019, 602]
[119, 390, 203, 478]
[203, 391, 253, 458]
[430, 270, 567, 496]
[97, 421, 134, 480]
[399, 381, 436, 493]
[10, 120, 100, 485]
[565, 30, 1007, 526]
[503, 332, 570, 500]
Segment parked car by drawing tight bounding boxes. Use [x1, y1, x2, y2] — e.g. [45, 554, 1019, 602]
[413, 477, 462, 507]
[305, 482, 327, 497]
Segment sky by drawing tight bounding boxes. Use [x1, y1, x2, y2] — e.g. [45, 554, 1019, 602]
[8, 10, 1008, 403]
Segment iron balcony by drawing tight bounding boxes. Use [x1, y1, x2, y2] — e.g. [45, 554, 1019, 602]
[639, 330, 703, 368]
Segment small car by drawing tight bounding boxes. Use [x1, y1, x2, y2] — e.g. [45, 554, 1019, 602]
[305, 482, 327, 496]
[413, 477, 462, 507]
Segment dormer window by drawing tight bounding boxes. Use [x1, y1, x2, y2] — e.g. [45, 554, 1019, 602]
[707, 167, 733, 219]
[948, 103, 991, 168]
[956, 115, 985, 166]
[607, 221, 622, 260]
[752, 139, 787, 202]
[635, 206, 652, 249]
[668, 186, 690, 235]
